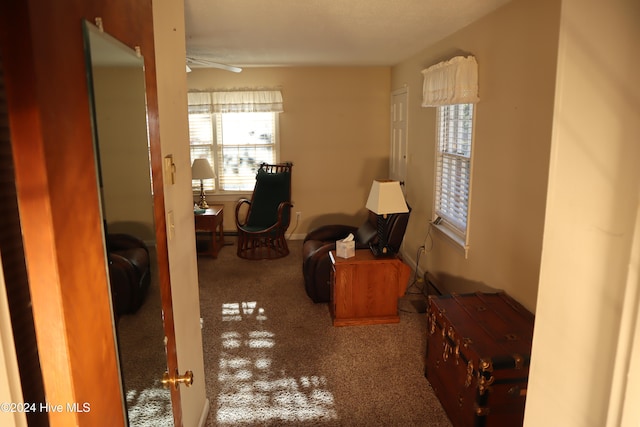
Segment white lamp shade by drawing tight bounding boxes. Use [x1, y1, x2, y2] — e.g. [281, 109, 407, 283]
[191, 158, 215, 180]
[365, 180, 409, 215]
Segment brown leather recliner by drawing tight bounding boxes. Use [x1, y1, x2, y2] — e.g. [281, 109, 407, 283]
[106, 233, 150, 317]
[302, 210, 410, 303]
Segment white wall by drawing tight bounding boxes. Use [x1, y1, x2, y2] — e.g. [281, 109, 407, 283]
[524, 0, 640, 425]
[152, 1, 208, 425]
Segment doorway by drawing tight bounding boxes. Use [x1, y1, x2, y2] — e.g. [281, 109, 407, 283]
[390, 87, 408, 192]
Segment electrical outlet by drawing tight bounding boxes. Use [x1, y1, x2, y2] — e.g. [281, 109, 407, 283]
[296, 211, 302, 220]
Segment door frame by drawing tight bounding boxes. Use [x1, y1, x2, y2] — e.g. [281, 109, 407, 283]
[0, 1, 183, 425]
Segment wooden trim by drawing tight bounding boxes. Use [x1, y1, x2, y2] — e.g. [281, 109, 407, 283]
[0, 50, 49, 427]
[0, 1, 173, 425]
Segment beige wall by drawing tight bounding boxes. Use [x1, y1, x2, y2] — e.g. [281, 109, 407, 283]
[187, 67, 391, 236]
[391, 0, 561, 311]
[525, 0, 640, 425]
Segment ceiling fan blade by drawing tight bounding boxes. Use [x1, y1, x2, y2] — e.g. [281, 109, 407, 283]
[186, 57, 242, 73]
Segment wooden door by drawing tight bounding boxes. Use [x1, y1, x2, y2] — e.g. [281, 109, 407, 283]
[390, 88, 408, 193]
[0, 2, 185, 425]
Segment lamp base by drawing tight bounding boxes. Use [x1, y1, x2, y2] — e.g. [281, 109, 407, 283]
[369, 214, 392, 257]
[369, 242, 396, 258]
[197, 180, 209, 209]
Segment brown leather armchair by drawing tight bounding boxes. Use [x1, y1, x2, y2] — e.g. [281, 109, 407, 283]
[302, 210, 410, 303]
[106, 233, 150, 317]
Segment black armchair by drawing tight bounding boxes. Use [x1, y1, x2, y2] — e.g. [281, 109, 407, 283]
[106, 233, 150, 317]
[302, 210, 410, 303]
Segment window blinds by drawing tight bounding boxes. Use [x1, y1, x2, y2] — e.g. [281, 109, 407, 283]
[435, 104, 474, 235]
[187, 90, 282, 192]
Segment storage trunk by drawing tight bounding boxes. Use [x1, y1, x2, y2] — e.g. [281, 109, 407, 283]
[425, 292, 534, 427]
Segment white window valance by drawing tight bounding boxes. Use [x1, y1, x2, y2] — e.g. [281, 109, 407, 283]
[421, 56, 479, 107]
[188, 90, 283, 113]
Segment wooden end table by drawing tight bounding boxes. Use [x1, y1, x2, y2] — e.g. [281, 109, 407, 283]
[329, 249, 411, 326]
[194, 205, 225, 258]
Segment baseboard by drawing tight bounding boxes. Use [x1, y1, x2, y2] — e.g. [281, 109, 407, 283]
[219, 231, 305, 240]
[287, 233, 306, 240]
[198, 398, 210, 427]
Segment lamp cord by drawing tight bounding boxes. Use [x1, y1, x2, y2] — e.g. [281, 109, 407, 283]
[405, 223, 434, 296]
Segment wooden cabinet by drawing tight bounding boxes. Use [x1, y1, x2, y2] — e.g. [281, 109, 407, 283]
[194, 205, 225, 258]
[329, 250, 411, 326]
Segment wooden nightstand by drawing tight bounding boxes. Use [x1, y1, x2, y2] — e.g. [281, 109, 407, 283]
[194, 205, 225, 258]
[329, 249, 411, 326]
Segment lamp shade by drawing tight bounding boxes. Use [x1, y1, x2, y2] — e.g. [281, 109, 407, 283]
[365, 180, 409, 215]
[191, 158, 215, 180]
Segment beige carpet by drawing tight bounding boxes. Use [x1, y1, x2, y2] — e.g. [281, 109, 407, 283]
[199, 239, 451, 427]
[117, 246, 173, 426]
[118, 238, 452, 426]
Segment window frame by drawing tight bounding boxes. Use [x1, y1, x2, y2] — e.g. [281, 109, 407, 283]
[432, 103, 476, 257]
[188, 111, 280, 195]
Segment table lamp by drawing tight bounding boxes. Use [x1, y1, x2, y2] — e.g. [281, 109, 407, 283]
[365, 179, 409, 256]
[191, 158, 215, 209]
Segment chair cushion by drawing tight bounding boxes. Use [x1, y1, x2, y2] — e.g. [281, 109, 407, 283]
[246, 169, 291, 228]
[355, 219, 377, 245]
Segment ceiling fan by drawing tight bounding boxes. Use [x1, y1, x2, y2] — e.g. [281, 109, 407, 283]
[185, 55, 242, 73]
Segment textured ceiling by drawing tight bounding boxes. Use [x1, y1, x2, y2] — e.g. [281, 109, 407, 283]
[184, 0, 512, 68]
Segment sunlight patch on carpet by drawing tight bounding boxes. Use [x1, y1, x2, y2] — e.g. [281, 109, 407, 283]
[222, 301, 268, 322]
[216, 301, 338, 425]
[126, 387, 173, 426]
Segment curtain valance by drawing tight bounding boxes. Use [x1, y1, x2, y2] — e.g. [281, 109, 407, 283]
[188, 90, 283, 113]
[421, 56, 479, 107]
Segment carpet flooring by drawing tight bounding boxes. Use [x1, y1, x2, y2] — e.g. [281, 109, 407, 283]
[199, 239, 451, 426]
[119, 238, 452, 426]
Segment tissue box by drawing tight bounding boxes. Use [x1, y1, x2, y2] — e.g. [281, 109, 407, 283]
[336, 240, 355, 258]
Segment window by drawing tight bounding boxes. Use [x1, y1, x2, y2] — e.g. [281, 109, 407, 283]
[188, 90, 283, 192]
[421, 55, 479, 253]
[188, 112, 278, 192]
[434, 103, 474, 243]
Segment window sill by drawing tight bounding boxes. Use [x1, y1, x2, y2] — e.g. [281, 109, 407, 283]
[431, 222, 469, 259]
[194, 191, 252, 202]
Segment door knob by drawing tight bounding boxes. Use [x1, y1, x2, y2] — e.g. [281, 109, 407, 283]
[162, 369, 194, 389]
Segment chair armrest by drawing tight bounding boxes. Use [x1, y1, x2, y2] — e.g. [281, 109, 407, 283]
[278, 201, 293, 223]
[235, 199, 251, 227]
[303, 224, 359, 244]
[107, 233, 147, 253]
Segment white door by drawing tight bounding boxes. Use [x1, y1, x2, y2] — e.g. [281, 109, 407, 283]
[390, 88, 408, 194]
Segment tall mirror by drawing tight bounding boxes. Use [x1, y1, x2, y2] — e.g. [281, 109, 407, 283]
[83, 20, 172, 425]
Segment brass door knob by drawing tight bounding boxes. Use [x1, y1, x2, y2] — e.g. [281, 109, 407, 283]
[162, 369, 194, 389]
